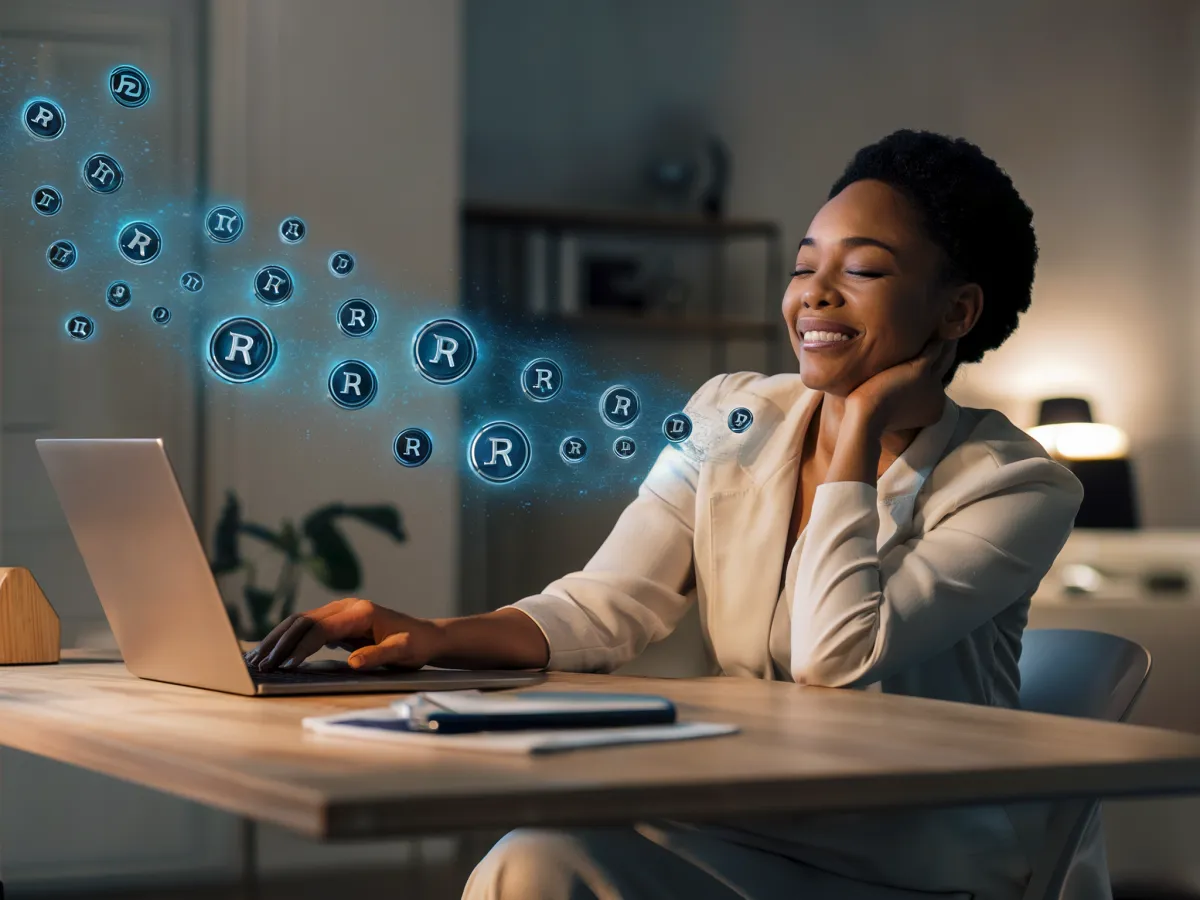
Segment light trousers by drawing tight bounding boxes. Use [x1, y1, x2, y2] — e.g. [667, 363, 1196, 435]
[462, 825, 974, 900]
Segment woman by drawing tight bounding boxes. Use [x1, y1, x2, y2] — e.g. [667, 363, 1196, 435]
[250, 130, 1090, 899]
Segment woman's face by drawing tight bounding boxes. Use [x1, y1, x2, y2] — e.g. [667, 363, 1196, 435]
[781, 178, 971, 396]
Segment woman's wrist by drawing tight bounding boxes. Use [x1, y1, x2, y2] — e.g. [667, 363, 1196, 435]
[428, 608, 551, 670]
[825, 404, 884, 487]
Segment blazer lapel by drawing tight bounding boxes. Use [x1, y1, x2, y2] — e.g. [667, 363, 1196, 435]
[699, 386, 962, 679]
[875, 395, 962, 552]
[700, 384, 820, 679]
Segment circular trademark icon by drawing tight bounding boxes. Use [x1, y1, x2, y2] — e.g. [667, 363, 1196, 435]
[109, 65, 151, 108]
[208, 317, 277, 384]
[469, 422, 532, 484]
[82, 153, 123, 194]
[118, 221, 162, 265]
[393, 428, 434, 467]
[23, 99, 65, 140]
[599, 385, 641, 429]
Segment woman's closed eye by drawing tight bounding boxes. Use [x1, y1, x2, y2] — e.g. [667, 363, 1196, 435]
[789, 267, 886, 278]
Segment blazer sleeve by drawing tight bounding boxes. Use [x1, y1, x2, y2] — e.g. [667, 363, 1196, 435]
[504, 374, 727, 672]
[790, 454, 1084, 688]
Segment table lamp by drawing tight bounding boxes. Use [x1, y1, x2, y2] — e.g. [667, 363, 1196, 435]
[1027, 397, 1138, 528]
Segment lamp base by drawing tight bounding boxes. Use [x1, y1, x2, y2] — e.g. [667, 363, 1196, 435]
[1065, 458, 1139, 529]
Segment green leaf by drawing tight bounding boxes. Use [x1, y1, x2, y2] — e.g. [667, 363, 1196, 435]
[301, 505, 361, 591]
[243, 586, 277, 641]
[210, 492, 241, 573]
[336, 505, 406, 543]
[278, 520, 301, 558]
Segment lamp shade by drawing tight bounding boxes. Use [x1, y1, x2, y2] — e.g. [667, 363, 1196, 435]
[1037, 397, 1093, 425]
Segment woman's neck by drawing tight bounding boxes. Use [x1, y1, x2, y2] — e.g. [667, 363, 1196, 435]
[815, 392, 925, 466]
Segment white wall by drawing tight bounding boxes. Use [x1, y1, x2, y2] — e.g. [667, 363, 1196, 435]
[206, 0, 463, 623]
[465, 0, 1200, 527]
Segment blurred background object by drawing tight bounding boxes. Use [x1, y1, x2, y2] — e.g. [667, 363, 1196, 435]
[1029, 397, 1140, 528]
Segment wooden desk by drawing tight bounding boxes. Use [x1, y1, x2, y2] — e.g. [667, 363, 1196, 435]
[3, 659, 1200, 841]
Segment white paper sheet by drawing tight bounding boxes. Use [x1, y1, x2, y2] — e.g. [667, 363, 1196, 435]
[302, 707, 739, 755]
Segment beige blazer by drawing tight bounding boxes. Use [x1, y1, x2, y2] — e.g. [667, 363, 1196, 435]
[510, 371, 1094, 899]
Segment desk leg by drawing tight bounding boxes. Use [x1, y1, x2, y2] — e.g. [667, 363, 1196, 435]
[240, 817, 258, 900]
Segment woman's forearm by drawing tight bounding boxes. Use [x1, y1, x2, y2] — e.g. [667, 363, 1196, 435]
[824, 405, 883, 487]
[428, 607, 551, 670]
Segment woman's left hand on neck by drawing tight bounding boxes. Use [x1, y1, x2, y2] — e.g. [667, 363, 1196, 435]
[823, 338, 956, 487]
[845, 338, 957, 440]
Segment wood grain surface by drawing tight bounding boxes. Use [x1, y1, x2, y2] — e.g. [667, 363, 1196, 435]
[2, 657, 1200, 840]
[0, 567, 60, 664]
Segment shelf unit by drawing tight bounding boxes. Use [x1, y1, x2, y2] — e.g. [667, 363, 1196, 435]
[460, 203, 787, 373]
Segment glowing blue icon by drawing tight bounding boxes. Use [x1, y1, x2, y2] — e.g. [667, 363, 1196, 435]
[599, 385, 640, 429]
[328, 360, 378, 409]
[662, 412, 693, 443]
[337, 298, 378, 337]
[329, 251, 355, 277]
[47, 240, 77, 270]
[559, 436, 588, 464]
[108, 65, 150, 108]
[82, 153, 123, 194]
[106, 281, 132, 309]
[31, 185, 62, 216]
[413, 318, 478, 384]
[118, 221, 162, 265]
[393, 428, 433, 467]
[469, 422, 531, 484]
[66, 315, 95, 341]
[279, 216, 306, 244]
[728, 407, 754, 433]
[208, 317, 276, 384]
[23, 99, 65, 140]
[180, 271, 204, 293]
[253, 265, 293, 305]
[521, 358, 563, 402]
[205, 206, 243, 243]
[152, 306, 172, 325]
[613, 436, 637, 460]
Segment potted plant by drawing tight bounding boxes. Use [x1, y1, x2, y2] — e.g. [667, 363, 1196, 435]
[209, 491, 406, 641]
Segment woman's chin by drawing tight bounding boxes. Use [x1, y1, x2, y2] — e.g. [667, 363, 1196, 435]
[798, 364, 851, 397]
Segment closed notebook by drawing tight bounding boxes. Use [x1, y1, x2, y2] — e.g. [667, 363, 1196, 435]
[302, 690, 738, 755]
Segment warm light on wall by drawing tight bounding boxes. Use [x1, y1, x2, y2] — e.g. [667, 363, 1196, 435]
[1026, 422, 1130, 460]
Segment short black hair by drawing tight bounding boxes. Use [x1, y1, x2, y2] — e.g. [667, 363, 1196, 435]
[827, 129, 1037, 383]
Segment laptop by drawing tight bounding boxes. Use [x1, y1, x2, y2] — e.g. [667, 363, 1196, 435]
[36, 438, 545, 696]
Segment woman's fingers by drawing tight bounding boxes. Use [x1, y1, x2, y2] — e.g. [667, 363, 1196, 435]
[245, 613, 303, 665]
[347, 631, 420, 670]
[256, 615, 316, 671]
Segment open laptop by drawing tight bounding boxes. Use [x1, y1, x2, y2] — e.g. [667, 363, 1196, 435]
[36, 438, 545, 696]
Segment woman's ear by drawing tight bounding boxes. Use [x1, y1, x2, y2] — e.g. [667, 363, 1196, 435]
[939, 283, 984, 341]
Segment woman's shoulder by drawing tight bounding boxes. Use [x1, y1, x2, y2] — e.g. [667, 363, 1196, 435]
[927, 403, 1084, 511]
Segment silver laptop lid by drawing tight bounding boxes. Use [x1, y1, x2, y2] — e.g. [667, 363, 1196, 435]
[36, 438, 253, 695]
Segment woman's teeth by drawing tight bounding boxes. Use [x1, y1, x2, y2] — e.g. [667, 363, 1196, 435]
[801, 331, 852, 342]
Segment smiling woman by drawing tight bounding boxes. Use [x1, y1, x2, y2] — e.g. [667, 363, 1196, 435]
[250, 130, 1091, 900]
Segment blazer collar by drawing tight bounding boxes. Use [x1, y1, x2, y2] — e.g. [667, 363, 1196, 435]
[700, 379, 961, 679]
[719, 378, 962, 546]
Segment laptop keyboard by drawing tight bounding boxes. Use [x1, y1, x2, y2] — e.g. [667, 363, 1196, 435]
[247, 660, 399, 682]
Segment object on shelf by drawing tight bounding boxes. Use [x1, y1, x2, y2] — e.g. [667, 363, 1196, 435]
[0, 567, 60, 665]
[583, 256, 647, 311]
[1028, 396, 1138, 529]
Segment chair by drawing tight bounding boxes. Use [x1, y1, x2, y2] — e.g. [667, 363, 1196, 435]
[1018, 628, 1152, 900]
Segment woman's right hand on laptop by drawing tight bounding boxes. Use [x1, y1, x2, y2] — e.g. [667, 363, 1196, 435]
[245, 598, 442, 672]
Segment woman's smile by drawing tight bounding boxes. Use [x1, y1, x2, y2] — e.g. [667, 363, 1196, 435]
[795, 316, 861, 351]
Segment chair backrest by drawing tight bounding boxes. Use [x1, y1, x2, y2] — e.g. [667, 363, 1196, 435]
[1018, 628, 1152, 900]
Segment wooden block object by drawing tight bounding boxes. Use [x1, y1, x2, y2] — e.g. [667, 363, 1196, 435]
[0, 568, 59, 664]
